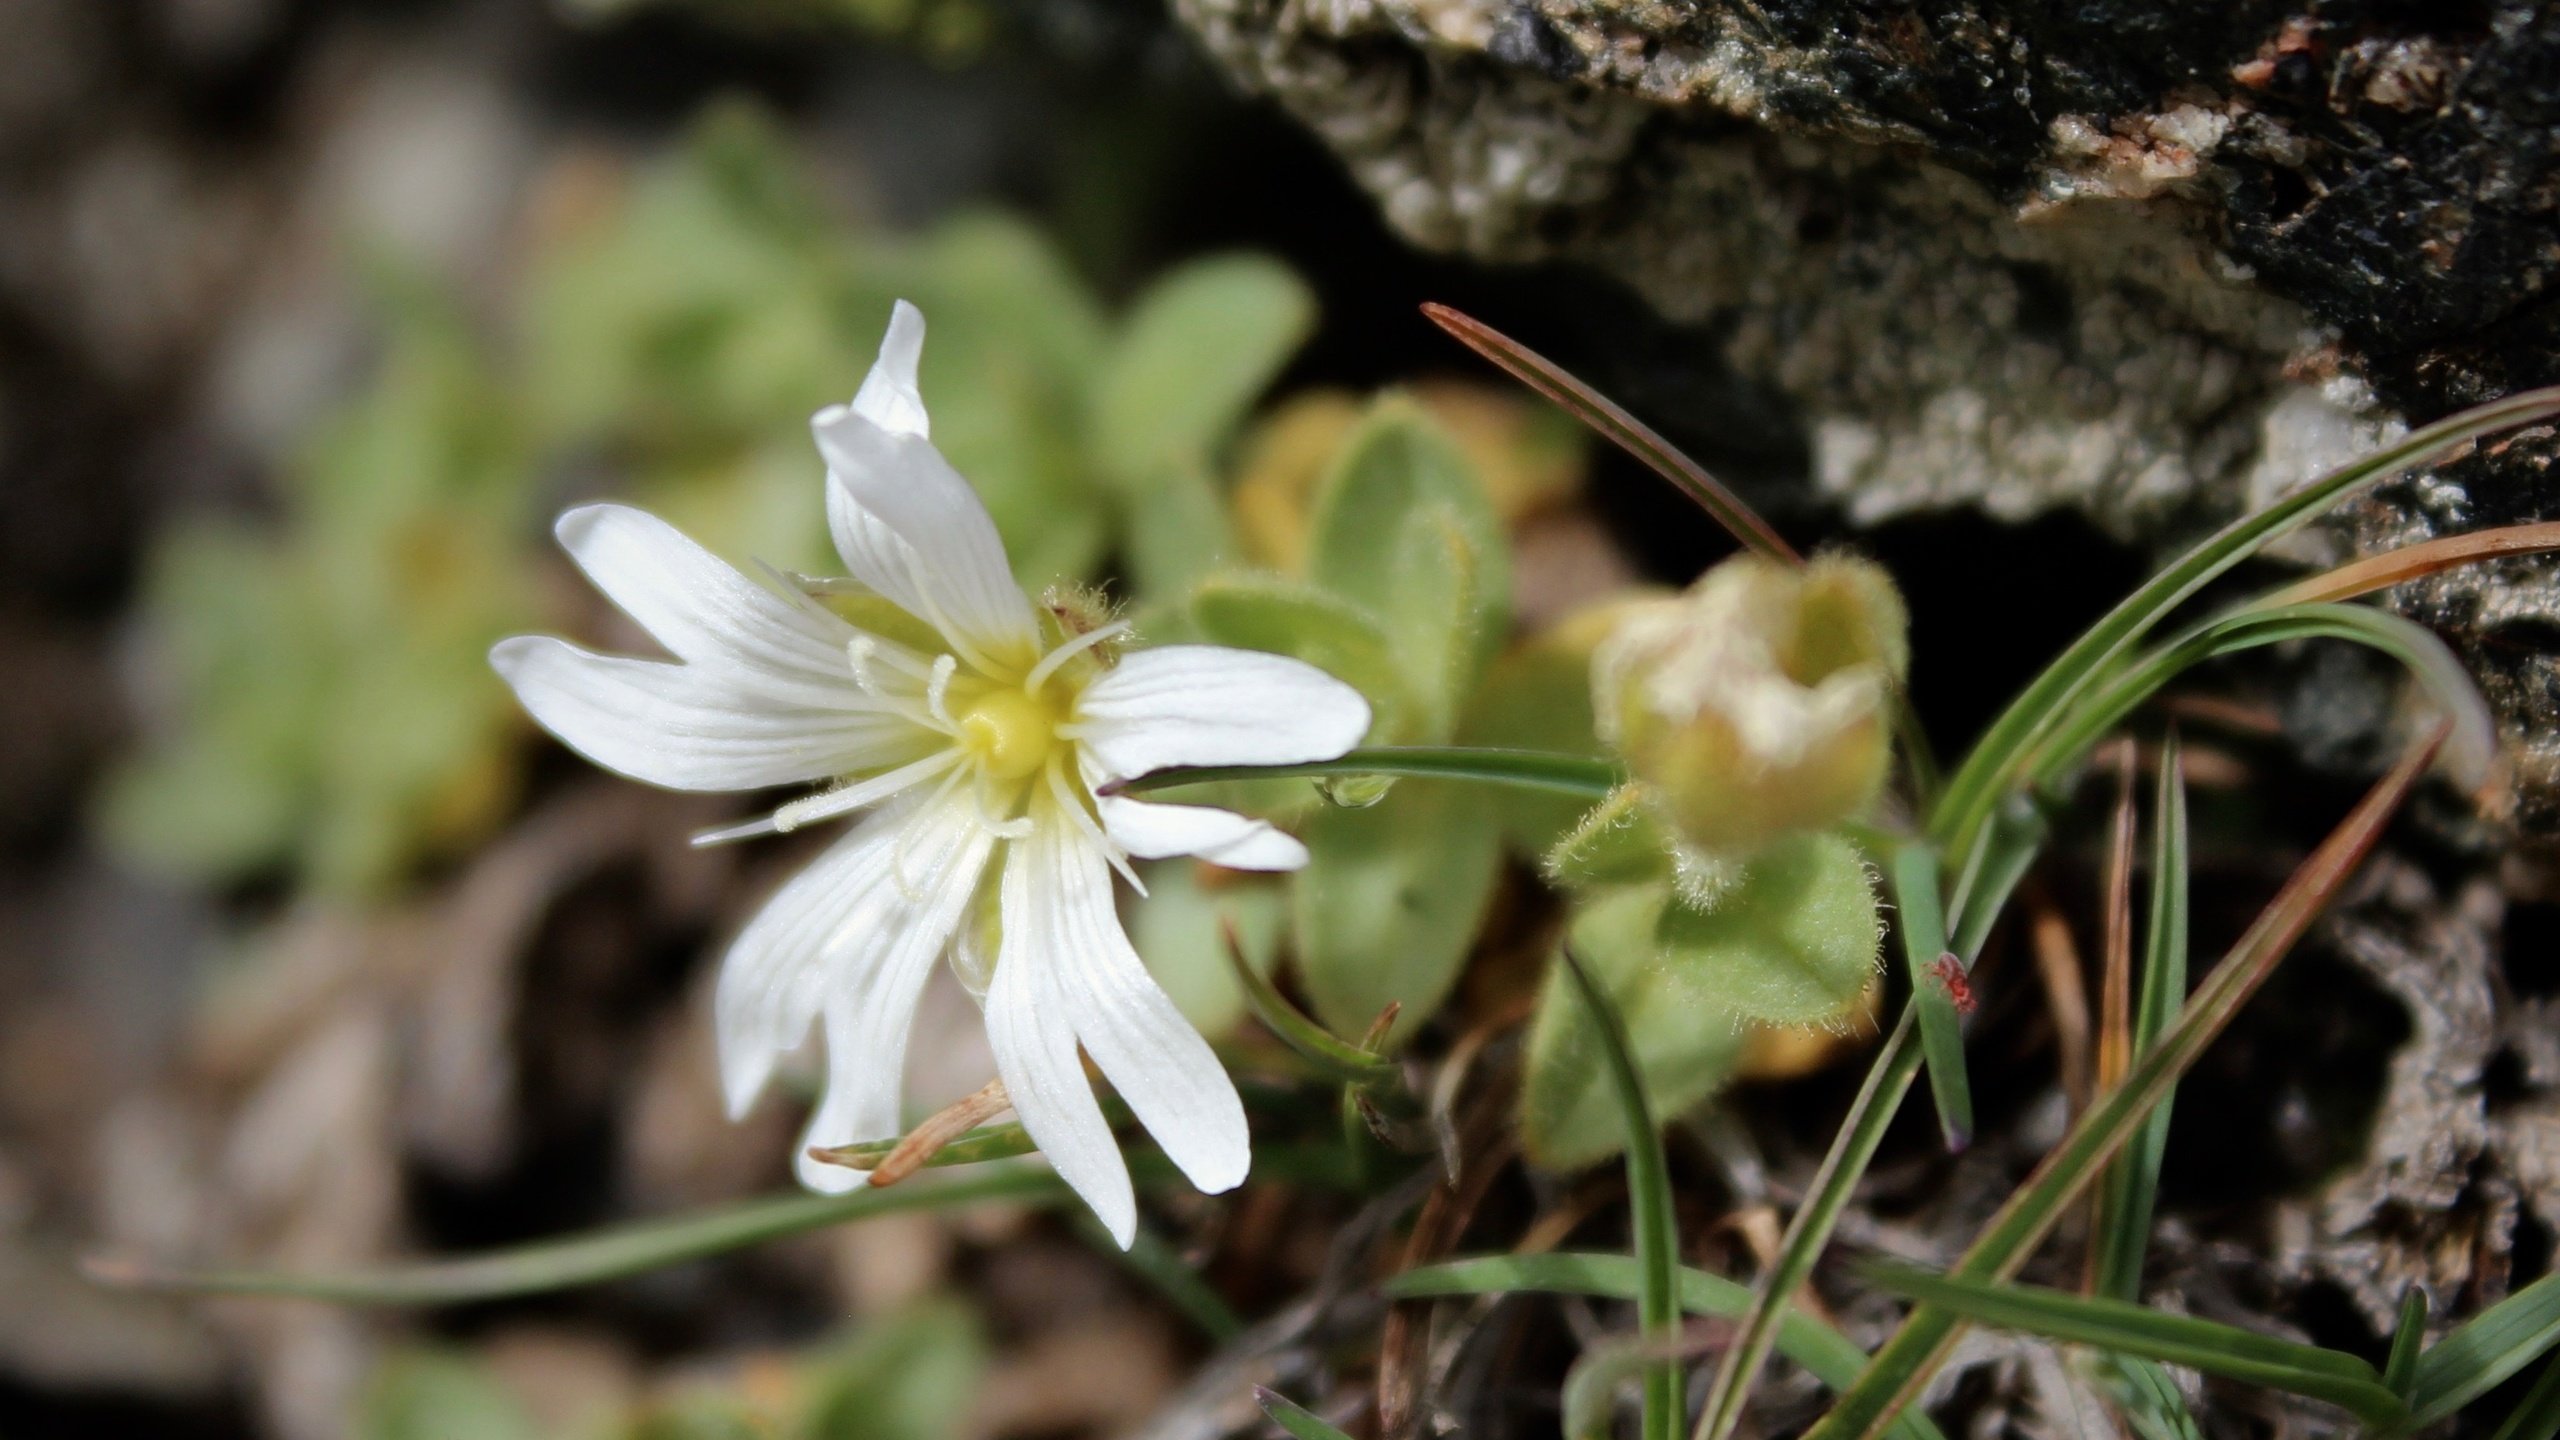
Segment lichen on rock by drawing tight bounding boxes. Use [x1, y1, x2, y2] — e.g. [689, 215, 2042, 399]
[1173, 0, 2560, 837]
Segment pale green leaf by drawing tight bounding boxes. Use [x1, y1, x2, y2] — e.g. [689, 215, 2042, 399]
[1292, 780, 1503, 1046]
[1306, 399, 1511, 739]
[1521, 884, 1746, 1171]
[1088, 254, 1313, 490]
[1126, 859, 1288, 1038]
[1656, 833, 1882, 1027]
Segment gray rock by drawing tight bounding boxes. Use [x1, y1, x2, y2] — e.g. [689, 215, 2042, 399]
[1173, 0, 2560, 835]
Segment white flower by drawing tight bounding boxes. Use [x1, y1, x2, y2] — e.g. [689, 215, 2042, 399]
[491, 302, 1370, 1244]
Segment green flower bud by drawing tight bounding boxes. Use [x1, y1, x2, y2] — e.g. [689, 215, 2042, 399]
[1593, 553, 1907, 862]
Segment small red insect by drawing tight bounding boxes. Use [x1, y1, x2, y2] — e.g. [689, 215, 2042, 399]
[1926, 953, 1976, 1015]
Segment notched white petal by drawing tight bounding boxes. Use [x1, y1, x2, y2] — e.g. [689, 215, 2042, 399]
[1018, 820, 1251, 1202]
[788, 801, 996, 1190]
[844, 299, 929, 440]
[552, 504, 855, 692]
[1073, 645, 1371, 781]
[986, 881, 1137, 1245]
[817, 416, 1035, 664]
[1096, 793, 1309, 871]
[713, 802, 912, 1117]
[492, 636, 913, 793]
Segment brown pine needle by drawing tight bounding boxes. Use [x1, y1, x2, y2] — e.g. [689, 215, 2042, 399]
[807, 1079, 1013, 1188]
[2260, 520, 2560, 606]
[1420, 303, 1800, 565]
[2095, 740, 2139, 1096]
[2025, 887, 2096, 1119]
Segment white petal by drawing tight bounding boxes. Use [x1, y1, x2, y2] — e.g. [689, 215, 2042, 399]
[791, 802, 998, 1193]
[1072, 645, 1371, 780]
[1096, 793, 1309, 871]
[987, 868, 1135, 1245]
[850, 300, 930, 440]
[815, 412, 1036, 667]
[714, 800, 912, 1116]
[493, 636, 920, 793]
[1020, 817, 1250, 1199]
[714, 794, 993, 1123]
[553, 504, 856, 696]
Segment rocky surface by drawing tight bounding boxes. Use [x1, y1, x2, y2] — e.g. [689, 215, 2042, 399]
[1172, 0, 2560, 834]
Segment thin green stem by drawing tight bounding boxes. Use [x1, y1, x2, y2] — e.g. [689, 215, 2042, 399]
[1108, 745, 1623, 800]
[1558, 948, 1685, 1440]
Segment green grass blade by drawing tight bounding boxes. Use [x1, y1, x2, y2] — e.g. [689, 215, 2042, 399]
[2023, 602, 2494, 798]
[83, 1165, 1075, 1306]
[1254, 1388, 1362, 1440]
[1808, 730, 2445, 1440]
[1947, 799, 2048, 965]
[2413, 1275, 2560, 1424]
[1695, 1008, 1923, 1440]
[1388, 1253, 1946, 1440]
[1564, 1334, 1676, 1440]
[1863, 1265, 2402, 1422]
[2486, 1349, 2560, 1440]
[1697, 809, 2042, 1440]
[2386, 1285, 2429, 1398]
[1891, 843, 1970, 1153]
[1929, 384, 2560, 858]
[2089, 1354, 2203, 1440]
[1110, 745, 1623, 800]
[1557, 946, 1686, 1440]
[2092, 735, 2189, 1302]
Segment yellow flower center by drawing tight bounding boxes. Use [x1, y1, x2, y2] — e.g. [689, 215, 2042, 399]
[956, 686, 1061, 781]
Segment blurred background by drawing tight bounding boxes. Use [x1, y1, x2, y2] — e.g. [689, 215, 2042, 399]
[0, 3, 1660, 1435]
[7, 1, 2556, 1437]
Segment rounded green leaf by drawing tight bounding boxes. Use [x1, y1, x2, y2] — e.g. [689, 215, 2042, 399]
[1657, 832, 1883, 1027]
[1089, 254, 1314, 490]
[1306, 399, 1511, 740]
[1521, 883, 1748, 1171]
[1292, 780, 1503, 1047]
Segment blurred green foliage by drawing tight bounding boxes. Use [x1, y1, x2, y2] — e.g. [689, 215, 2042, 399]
[101, 103, 1311, 898]
[98, 276, 540, 895]
[357, 1300, 986, 1440]
[1186, 399, 1524, 1046]
[556, 0, 994, 63]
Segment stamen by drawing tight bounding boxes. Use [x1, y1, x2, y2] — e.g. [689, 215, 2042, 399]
[1045, 755, 1143, 893]
[925, 654, 959, 730]
[844, 637, 949, 733]
[845, 636, 885, 695]
[1023, 620, 1131, 696]
[688, 751, 961, 848]
[690, 813, 785, 848]
[787, 753, 960, 834]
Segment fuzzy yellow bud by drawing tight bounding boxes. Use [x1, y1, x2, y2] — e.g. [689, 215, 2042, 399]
[1593, 553, 1908, 861]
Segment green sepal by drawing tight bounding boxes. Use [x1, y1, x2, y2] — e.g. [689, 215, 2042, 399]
[1544, 784, 1674, 892]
